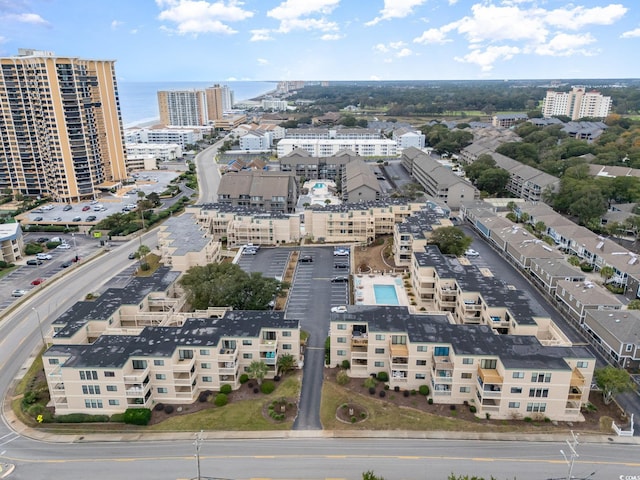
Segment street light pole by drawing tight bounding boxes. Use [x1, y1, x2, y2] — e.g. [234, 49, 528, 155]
[31, 307, 46, 346]
[560, 431, 580, 480]
[194, 430, 203, 480]
[72, 232, 78, 262]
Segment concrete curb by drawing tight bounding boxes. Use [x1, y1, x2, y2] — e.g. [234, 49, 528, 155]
[0, 463, 15, 479]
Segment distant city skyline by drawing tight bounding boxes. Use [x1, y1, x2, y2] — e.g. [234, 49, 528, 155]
[1, 0, 639, 81]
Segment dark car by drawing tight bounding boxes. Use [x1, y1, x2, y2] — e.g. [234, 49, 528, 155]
[331, 276, 349, 283]
[86, 215, 97, 222]
[63, 205, 73, 211]
[82, 205, 91, 211]
[128, 252, 137, 260]
[60, 261, 72, 268]
[26, 259, 43, 266]
[298, 255, 313, 263]
[34, 216, 43, 221]
[334, 262, 349, 269]
[36, 237, 49, 243]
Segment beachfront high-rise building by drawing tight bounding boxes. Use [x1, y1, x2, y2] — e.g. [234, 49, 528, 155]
[542, 86, 612, 120]
[0, 49, 128, 202]
[158, 85, 234, 127]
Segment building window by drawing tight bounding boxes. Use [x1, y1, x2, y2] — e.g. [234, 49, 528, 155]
[337, 350, 346, 356]
[531, 372, 551, 383]
[416, 345, 427, 352]
[153, 360, 165, 366]
[433, 346, 449, 356]
[156, 374, 166, 380]
[511, 387, 522, 394]
[104, 371, 115, 377]
[512, 372, 524, 379]
[106, 386, 117, 392]
[337, 324, 347, 330]
[462, 358, 473, 365]
[337, 337, 347, 343]
[461, 373, 472, 379]
[576, 361, 588, 368]
[203, 376, 213, 383]
[132, 360, 147, 370]
[157, 387, 168, 394]
[282, 331, 291, 337]
[508, 402, 520, 408]
[179, 349, 194, 360]
[526, 402, 546, 413]
[392, 335, 407, 345]
[529, 388, 549, 398]
[48, 359, 59, 365]
[282, 344, 292, 350]
[82, 385, 101, 395]
[480, 359, 497, 369]
[376, 334, 386, 341]
[375, 348, 385, 354]
[80, 370, 98, 380]
[108, 400, 120, 406]
[243, 353, 253, 359]
[242, 339, 252, 345]
[416, 360, 427, 366]
[201, 363, 211, 369]
[416, 373, 426, 380]
[374, 361, 384, 367]
[460, 386, 471, 393]
[199, 349, 210, 355]
[84, 399, 103, 409]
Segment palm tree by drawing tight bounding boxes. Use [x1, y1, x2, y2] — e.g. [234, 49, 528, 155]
[137, 244, 151, 270]
[247, 360, 268, 385]
[276, 354, 295, 377]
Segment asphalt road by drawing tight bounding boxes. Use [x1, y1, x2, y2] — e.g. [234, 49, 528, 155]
[195, 139, 225, 204]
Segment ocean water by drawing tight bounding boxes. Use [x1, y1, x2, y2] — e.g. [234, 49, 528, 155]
[117, 81, 278, 127]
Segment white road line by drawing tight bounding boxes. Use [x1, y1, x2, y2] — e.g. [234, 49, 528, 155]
[0, 434, 18, 447]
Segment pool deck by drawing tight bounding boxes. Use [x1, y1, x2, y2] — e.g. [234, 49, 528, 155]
[354, 273, 410, 306]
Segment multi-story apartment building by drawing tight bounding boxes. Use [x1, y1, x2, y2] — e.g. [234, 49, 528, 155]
[392, 127, 426, 150]
[330, 305, 594, 421]
[0, 222, 24, 263]
[157, 213, 222, 271]
[393, 203, 451, 267]
[216, 171, 298, 214]
[124, 127, 204, 148]
[205, 84, 233, 119]
[238, 130, 272, 151]
[542, 87, 612, 120]
[284, 128, 382, 140]
[583, 309, 640, 369]
[158, 85, 234, 127]
[279, 149, 357, 181]
[125, 143, 182, 162]
[261, 98, 288, 111]
[342, 160, 381, 203]
[44, 312, 300, 414]
[491, 113, 528, 128]
[0, 49, 128, 202]
[277, 139, 397, 158]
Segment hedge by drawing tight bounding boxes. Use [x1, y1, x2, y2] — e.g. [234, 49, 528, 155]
[55, 413, 110, 423]
[260, 380, 276, 394]
[123, 408, 152, 425]
[213, 393, 228, 407]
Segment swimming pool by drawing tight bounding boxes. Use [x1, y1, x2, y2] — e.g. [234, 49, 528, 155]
[373, 284, 399, 305]
[313, 182, 326, 189]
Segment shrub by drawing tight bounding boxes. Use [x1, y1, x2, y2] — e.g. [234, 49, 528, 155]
[110, 413, 125, 423]
[360, 412, 366, 418]
[411, 390, 416, 395]
[154, 403, 165, 411]
[248, 382, 254, 388]
[26, 403, 47, 417]
[363, 377, 377, 388]
[469, 406, 477, 413]
[427, 398, 433, 405]
[351, 416, 357, 423]
[336, 370, 350, 386]
[22, 391, 38, 407]
[214, 393, 228, 407]
[164, 405, 174, 414]
[239, 374, 249, 384]
[25, 243, 44, 255]
[379, 390, 386, 398]
[273, 375, 281, 382]
[368, 387, 376, 395]
[419, 385, 430, 396]
[220, 384, 232, 395]
[524, 417, 532, 423]
[377, 371, 389, 382]
[403, 390, 410, 397]
[253, 387, 259, 394]
[123, 408, 152, 425]
[56, 413, 110, 423]
[341, 359, 351, 370]
[261, 381, 276, 394]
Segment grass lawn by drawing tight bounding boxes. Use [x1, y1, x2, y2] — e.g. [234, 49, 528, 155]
[0, 264, 19, 279]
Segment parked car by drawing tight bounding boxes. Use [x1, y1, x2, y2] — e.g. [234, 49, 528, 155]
[63, 205, 73, 211]
[72, 216, 82, 222]
[82, 205, 91, 211]
[56, 243, 71, 250]
[242, 247, 257, 255]
[333, 249, 349, 256]
[331, 276, 349, 283]
[33, 216, 43, 221]
[128, 252, 137, 260]
[26, 259, 43, 266]
[60, 261, 72, 268]
[298, 255, 313, 263]
[334, 262, 349, 269]
[331, 305, 348, 314]
[36, 253, 52, 260]
[465, 249, 479, 257]
[53, 217, 62, 222]
[31, 277, 44, 285]
[11, 289, 27, 297]
[86, 215, 97, 222]
[36, 237, 49, 243]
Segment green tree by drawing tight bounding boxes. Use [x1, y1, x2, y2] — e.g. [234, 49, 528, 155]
[476, 168, 510, 195]
[464, 154, 496, 183]
[276, 354, 296, 376]
[534, 221, 546, 235]
[362, 471, 384, 480]
[599, 266, 615, 281]
[428, 226, 472, 256]
[627, 299, 640, 310]
[569, 189, 607, 225]
[137, 244, 151, 270]
[179, 263, 283, 310]
[567, 256, 581, 266]
[594, 366, 635, 404]
[247, 360, 269, 385]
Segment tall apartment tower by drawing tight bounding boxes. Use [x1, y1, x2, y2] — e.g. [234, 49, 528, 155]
[0, 49, 128, 201]
[542, 86, 612, 120]
[157, 89, 208, 126]
[204, 84, 233, 120]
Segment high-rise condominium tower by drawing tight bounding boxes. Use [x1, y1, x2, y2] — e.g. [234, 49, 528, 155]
[157, 84, 233, 127]
[542, 86, 612, 120]
[0, 49, 127, 202]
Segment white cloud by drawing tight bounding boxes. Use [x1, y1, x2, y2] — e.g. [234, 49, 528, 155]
[250, 28, 273, 41]
[396, 48, 412, 57]
[267, 0, 340, 33]
[374, 43, 389, 53]
[370, 75, 381, 80]
[257, 58, 269, 65]
[7, 12, 48, 25]
[413, 28, 451, 44]
[545, 4, 627, 31]
[534, 32, 596, 56]
[156, 0, 253, 35]
[621, 28, 640, 38]
[111, 20, 123, 29]
[455, 45, 520, 72]
[366, 0, 427, 26]
[130, 28, 139, 35]
[374, 41, 413, 59]
[321, 33, 343, 41]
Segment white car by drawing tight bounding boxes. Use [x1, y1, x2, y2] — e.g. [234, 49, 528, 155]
[333, 249, 349, 256]
[56, 243, 71, 250]
[465, 249, 479, 257]
[11, 289, 27, 297]
[331, 305, 348, 314]
[36, 253, 52, 260]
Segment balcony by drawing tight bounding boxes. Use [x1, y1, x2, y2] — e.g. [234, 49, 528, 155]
[218, 361, 238, 375]
[351, 350, 368, 359]
[432, 370, 453, 383]
[173, 356, 196, 372]
[477, 366, 503, 386]
[570, 368, 585, 387]
[565, 400, 581, 415]
[351, 335, 368, 348]
[48, 367, 62, 380]
[51, 382, 65, 393]
[391, 370, 408, 382]
[123, 366, 150, 382]
[125, 384, 150, 397]
[218, 348, 238, 363]
[260, 339, 278, 352]
[389, 342, 408, 357]
[260, 351, 277, 365]
[568, 386, 583, 401]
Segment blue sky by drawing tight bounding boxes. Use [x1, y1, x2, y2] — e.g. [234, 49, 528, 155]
[1, 0, 639, 81]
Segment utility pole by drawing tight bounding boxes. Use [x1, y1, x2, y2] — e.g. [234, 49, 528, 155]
[31, 307, 46, 346]
[194, 429, 203, 480]
[560, 430, 580, 480]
